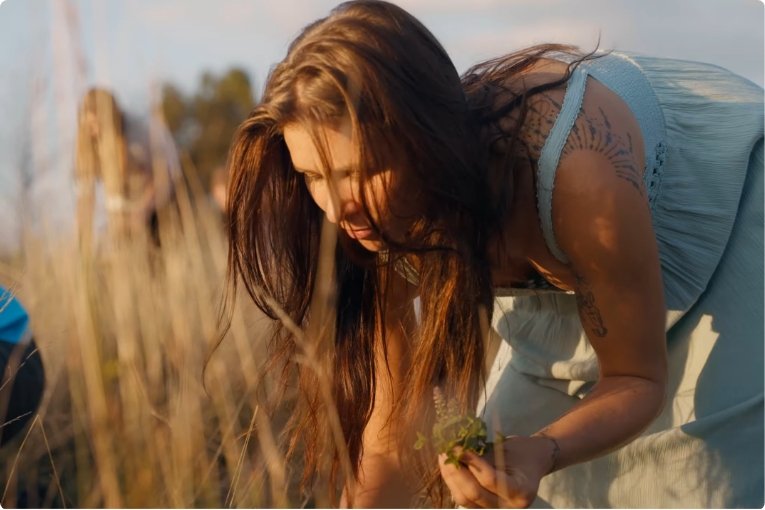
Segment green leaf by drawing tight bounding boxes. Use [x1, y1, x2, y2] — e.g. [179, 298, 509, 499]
[414, 432, 427, 450]
[413, 387, 489, 463]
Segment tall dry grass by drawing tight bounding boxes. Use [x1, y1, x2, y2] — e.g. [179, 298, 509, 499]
[0, 4, 357, 505]
[0, 160, 327, 507]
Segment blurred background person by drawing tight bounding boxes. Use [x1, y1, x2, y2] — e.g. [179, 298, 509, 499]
[0, 286, 44, 448]
[74, 87, 181, 251]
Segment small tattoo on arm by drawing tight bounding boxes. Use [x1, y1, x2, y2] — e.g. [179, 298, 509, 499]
[574, 273, 608, 338]
[520, 95, 561, 156]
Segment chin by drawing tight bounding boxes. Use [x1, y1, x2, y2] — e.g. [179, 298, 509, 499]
[358, 238, 385, 252]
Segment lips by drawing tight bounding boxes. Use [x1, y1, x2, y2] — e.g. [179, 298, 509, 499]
[343, 226, 374, 240]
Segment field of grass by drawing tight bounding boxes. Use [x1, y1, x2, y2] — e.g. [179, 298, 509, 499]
[0, 171, 309, 508]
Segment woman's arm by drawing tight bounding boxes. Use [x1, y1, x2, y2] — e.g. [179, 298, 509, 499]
[341, 271, 418, 508]
[530, 142, 668, 468]
[440, 98, 668, 507]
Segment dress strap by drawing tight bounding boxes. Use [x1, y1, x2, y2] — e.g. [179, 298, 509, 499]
[536, 65, 589, 264]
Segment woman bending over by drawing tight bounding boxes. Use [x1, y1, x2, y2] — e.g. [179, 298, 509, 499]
[225, 1, 763, 507]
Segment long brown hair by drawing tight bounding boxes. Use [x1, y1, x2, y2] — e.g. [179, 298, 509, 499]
[224, 0, 590, 504]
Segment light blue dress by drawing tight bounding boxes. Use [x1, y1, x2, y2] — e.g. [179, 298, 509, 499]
[477, 52, 764, 508]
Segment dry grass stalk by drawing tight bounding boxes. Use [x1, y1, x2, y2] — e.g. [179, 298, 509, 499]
[0, 144, 338, 507]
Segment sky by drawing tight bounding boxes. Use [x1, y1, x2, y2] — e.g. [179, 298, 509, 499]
[0, 0, 763, 254]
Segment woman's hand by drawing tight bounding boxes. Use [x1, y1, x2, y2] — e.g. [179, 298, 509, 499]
[438, 435, 556, 508]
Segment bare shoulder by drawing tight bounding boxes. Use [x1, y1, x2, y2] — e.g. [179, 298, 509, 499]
[486, 55, 652, 254]
[550, 74, 653, 268]
[554, 73, 647, 206]
[493, 58, 645, 172]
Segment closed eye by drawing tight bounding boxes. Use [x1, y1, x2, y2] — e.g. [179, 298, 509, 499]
[303, 172, 323, 183]
[295, 164, 357, 176]
[297, 167, 359, 184]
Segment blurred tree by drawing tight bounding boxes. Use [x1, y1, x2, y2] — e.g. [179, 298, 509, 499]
[160, 68, 255, 193]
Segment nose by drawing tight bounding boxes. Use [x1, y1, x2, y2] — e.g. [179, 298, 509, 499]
[325, 192, 362, 225]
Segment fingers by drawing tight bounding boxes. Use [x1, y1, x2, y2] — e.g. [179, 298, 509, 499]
[460, 451, 500, 489]
[456, 451, 537, 509]
[439, 454, 499, 509]
[461, 451, 515, 504]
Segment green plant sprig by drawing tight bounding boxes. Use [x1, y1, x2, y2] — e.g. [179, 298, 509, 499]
[414, 387, 488, 467]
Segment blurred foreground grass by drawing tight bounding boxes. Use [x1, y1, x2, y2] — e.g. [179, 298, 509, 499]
[0, 170, 301, 508]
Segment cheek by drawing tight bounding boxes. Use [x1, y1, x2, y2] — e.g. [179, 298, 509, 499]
[362, 172, 392, 219]
[365, 171, 417, 219]
[308, 180, 358, 212]
[306, 182, 328, 212]
[363, 173, 425, 241]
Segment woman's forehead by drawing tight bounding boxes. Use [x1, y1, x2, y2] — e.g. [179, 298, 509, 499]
[283, 120, 355, 172]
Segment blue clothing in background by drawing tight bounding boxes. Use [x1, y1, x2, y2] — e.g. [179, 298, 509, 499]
[0, 286, 31, 345]
[0, 285, 43, 447]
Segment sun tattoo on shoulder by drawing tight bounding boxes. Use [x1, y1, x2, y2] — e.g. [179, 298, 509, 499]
[519, 94, 647, 197]
[574, 273, 608, 338]
[563, 106, 646, 197]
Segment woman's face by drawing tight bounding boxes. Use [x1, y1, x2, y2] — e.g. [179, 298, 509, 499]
[283, 119, 397, 252]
